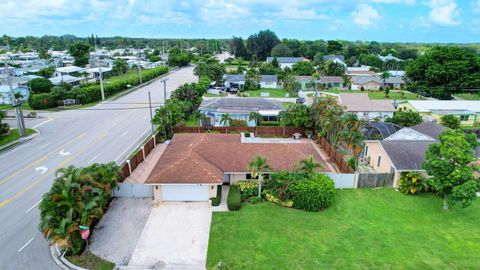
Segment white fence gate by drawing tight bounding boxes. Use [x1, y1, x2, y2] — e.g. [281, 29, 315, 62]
[322, 173, 356, 188]
[113, 183, 153, 198]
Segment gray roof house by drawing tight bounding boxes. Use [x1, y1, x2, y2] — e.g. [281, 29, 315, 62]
[199, 98, 283, 127]
[338, 93, 395, 121]
[223, 74, 278, 90]
[265, 57, 305, 69]
[322, 55, 345, 62]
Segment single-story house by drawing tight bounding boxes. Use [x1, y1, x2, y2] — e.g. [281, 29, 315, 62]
[199, 97, 283, 126]
[53, 66, 85, 77]
[363, 123, 446, 187]
[266, 57, 305, 69]
[338, 93, 396, 121]
[322, 55, 346, 66]
[145, 133, 331, 202]
[383, 76, 405, 89]
[49, 75, 83, 87]
[397, 100, 480, 127]
[350, 75, 382, 90]
[223, 74, 278, 90]
[85, 67, 112, 81]
[0, 85, 29, 104]
[295, 76, 345, 91]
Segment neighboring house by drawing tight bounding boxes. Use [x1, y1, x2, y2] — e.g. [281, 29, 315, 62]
[199, 97, 283, 126]
[347, 70, 378, 77]
[397, 100, 480, 127]
[85, 67, 113, 81]
[49, 75, 83, 87]
[378, 53, 403, 62]
[383, 76, 405, 89]
[145, 133, 331, 202]
[53, 66, 86, 77]
[322, 55, 346, 66]
[338, 93, 395, 121]
[363, 123, 446, 187]
[387, 70, 405, 77]
[266, 57, 305, 69]
[223, 74, 278, 90]
[0, 85, 29, 104]
[349, 75, 382, 90]
[295, 76, 345, 91]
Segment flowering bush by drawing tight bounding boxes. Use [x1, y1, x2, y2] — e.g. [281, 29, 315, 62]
[237, 180, 258, 200]
[263, 191, 293, 207]
[398, 171, 429, 195]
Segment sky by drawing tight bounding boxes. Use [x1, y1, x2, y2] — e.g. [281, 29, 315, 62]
[0, 0, 479, 43]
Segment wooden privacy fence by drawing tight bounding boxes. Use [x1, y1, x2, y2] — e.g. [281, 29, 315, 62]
[173, 126, 306, 138]
[316, 136, 354, 173]
[357, 173, 394, 188]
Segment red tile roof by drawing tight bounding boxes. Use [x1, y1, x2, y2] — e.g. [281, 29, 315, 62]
[146, 134, 331, 184]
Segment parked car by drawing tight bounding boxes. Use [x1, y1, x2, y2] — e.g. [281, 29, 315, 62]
[296, 97, 305, 104]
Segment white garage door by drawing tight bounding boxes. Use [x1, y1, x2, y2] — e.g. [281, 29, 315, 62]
[161, 185, 210, 201]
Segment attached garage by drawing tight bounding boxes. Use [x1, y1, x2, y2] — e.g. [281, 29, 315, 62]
[157, 184, 212, 202]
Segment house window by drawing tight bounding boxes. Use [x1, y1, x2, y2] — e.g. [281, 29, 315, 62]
[377, 156, 381, 167]
[460, 115, 469, 121]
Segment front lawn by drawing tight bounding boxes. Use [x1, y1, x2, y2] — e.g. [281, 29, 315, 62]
[322, 90, 422, 100]
[454, 93, 480, 100]
[0, 128, 36, 147]
[207, 189, 480, 269]
[245, 88, 294, 98]
[66, 252, 114, 270]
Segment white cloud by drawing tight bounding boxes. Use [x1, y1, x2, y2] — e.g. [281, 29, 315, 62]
[351, 4, 380, 27]
[428, 0, 460, 26]
[370, 0, 415, 4]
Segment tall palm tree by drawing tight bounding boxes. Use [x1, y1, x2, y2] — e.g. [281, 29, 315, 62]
[247, 155, 271, 198]
[248, 111, 262, 135]
[296, 155, 323, 175]
[380, 71, 390, 91]
[220, 113, 232, 133]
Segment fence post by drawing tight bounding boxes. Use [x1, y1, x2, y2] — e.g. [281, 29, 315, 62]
[354, 172, 359, 188]
[152, 135, 156, 147]
[141, 146, 146, 160]
[126, 160, 132, 174]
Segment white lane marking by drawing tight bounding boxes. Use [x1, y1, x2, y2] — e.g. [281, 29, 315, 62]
[38, 142, 51, 150]
[88, 155, 99, 164]
[35, 166, 48, 174]
[114, 128, 150, 163]
[18, 238, 34, 252]
[120, 131, 129, 137]
[32, 118, 53, 129]
[26, 199, 42, 213]
[59, 149, 71, 156]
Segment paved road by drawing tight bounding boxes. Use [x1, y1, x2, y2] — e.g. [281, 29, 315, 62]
[0, 66, 197, 270]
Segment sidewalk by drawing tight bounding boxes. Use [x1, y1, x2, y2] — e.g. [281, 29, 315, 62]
[212, 185, 229, 212]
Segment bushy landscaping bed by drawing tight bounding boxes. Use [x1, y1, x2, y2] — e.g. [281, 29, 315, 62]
[0, 128, 36, 147]
[66, 252, 114, 270]
[207, 189, 480, 269]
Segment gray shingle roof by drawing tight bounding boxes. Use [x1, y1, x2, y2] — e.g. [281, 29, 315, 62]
[266, 57, 304, 64]
[350, 75, 383, 85]
[410, 123, 447, 140]
[223, 74, 277, 83]
[384, 76, 405, 84]
[199, 98, 283, 112]
[381, 140, 434, 170]
[322, 55, 345, 62]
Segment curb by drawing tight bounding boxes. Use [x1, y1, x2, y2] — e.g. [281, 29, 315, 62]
[0, 128, 39, 152]
[50, 244, 89, 270]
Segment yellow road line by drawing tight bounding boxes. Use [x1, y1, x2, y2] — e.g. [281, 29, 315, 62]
[0, 132, 108, 209]
[0, 132, 87, 186]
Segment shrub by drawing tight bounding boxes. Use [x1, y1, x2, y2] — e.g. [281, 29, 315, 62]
[288, 173, 336, 211]
[211, 185, 222, 206]
[247, 196, 263, 204]
[0, 111, 9, 135]
[227, 185, 241, 211]
[230, 119, 247, 127]
[29, 78, 53, 94]
[260, 121, 280, 126]
[237, 180, 258, 200]
[28, 93, 58, 109]
[398, 171, 429, 195]
[263, 190, 293, 207]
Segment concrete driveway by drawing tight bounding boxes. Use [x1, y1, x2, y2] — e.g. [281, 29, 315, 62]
[128, 202, 212, 269]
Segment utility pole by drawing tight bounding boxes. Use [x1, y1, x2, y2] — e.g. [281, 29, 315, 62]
[2, 62, 26, 136]
[160, 77, 169, 106]
[96, 53, 105, 101]
[148, 91, 155, 134]
[136, 49, 143, 84]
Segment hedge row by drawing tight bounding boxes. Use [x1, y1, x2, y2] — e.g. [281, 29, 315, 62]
[29, 66, 169, 109]
[211, 185, 222, 206]
[227, 185, 241, 211]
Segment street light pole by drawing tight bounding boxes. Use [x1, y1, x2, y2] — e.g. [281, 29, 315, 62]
[148, 91, 155, 135]
[160, 77, 169, 106]
[137, 49, 143, 84]
[3, 62, 26, 137]
[96, 55, 105, 101]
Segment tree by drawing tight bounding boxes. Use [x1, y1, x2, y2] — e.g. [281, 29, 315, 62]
[68, 43, 91, 67]
[291, 61, 315, 76]
[0, 111, 9, 135]
[440, 115, 461, 129]
[246, 30, 279, 61]
[389, 110, 422, 127]
[296, 155, 322, 175]
[38, 48, 50, 60]
[37, 66, 56, 78]
[248, 111, 262, 126]
[220, 113, 232, 128]
[247, 155, 271, 198]
[327, 40, 342, 54]
[422, 130, 478, 211]
[112, 59, 129, 75]
[405, 46, 480, 99]
[358, 54, 383, 69]
[193, 60, 225, 81]
[380, 71, 390, 87]
[2, 34, 11, 48]
[29, 78, 53, 94]
[271, 43, 293, 57]
[229, 36, 248, 59]
[271, 57, 279, 68]
[322, 60, 346, 76]
[258, 63, 279, 75]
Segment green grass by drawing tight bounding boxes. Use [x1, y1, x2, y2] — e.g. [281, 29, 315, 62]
[207, 189, 480, 270]
[0, 103, 32, 111]
[204, 92, 228, 97]
[245, 88, 295, 98]
[184, 117, 200, 127]
[454, 93, 480, 100]
[66, 252, 114, 270]
[0, 128, 36, 147]
[323, 90, 421, 100]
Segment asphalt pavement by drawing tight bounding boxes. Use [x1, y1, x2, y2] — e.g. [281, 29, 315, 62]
[0, 66, 197, 270]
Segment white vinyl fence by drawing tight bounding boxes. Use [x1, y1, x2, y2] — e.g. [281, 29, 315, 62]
[322, 173, 356, 188]
[113, 183, 153, 198]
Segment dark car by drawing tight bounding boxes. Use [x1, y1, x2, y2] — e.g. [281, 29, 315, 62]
[296, 97, 305, 104]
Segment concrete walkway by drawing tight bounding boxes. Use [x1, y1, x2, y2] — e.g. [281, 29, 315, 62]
[212, 185, 229, 212]
[128, 202, 212, 269]
[124, 143, 167, 184]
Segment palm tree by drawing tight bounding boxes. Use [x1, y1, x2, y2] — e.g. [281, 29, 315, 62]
[380, 71, 390, 93]
[311, 73, 320, 102]
[248, 111, 262, 135]
[247, 155, 271, 198]
[220, 113, 232, 133]
[296, 155, 323, 175]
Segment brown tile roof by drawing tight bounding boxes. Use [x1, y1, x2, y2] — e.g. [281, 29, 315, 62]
[146, 134, 331, 184]
[318, 76, 344, 84]
[338, 93, 395, 112]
